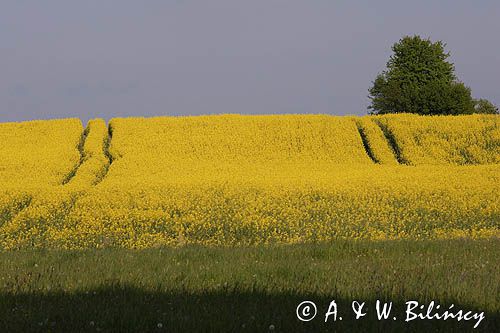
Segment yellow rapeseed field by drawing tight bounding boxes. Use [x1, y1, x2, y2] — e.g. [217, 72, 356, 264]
[0, 114, 498, 249]
[0, 118, 82, 188]
[355, 117, 398, 164]
[375, 114, 500, 165]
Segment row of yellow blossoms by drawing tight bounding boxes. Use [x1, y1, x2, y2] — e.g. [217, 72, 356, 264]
[0, 114, 499, 249]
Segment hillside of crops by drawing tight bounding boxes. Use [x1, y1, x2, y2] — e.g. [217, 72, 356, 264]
[0, 119, 82, 188]
[0, 114, 498, 249]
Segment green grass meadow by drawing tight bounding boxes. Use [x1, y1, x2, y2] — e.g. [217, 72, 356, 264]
[0, 239, 498, 332]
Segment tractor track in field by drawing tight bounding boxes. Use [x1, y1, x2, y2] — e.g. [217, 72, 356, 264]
[374, 120, 407, 165]
[59, 122, 115, 230]
[93, 122, 115, 186]
[355, 120, 378, 164]
[62, 121, 115, 187]
[62, 125, 90, 185]
[1, 122, 117, 241]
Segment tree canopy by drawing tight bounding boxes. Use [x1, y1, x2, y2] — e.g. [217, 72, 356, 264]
[368, 35, 496, 115]
[474, 99, 499, 114]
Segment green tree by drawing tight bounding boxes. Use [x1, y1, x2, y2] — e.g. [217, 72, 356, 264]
[473, 99, 499, 114]
[368, 35, 475, 115]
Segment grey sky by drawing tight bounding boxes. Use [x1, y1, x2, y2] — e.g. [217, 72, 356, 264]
[1, 0, 499, 123]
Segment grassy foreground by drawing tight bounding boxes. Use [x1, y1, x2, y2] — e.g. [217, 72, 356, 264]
[0, 239, 498, 332]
